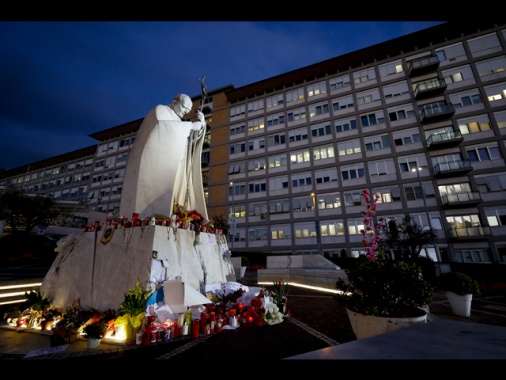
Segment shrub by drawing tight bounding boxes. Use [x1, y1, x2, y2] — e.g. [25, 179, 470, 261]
[437, 271, 481, 296]
[240, 256, 250, 268]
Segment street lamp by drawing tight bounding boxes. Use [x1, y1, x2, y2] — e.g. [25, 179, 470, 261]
[412, 166, 435, 255]
[229, 182, 235, 250]
[310, 192, 323, 256]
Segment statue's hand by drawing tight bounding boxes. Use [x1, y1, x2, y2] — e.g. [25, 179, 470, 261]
[196, 110, 206, 126]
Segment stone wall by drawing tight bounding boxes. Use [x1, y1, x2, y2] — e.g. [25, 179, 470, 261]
[257, 255, 348, 290]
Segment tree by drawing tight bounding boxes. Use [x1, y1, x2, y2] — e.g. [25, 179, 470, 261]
[380, 214, 438, 260]
[0, 188, 56, 234]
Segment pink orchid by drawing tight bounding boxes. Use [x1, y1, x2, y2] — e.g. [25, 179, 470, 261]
[360, 188, 384, 262]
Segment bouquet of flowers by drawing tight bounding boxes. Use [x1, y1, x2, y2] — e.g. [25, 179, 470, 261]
[173, 203, 214, 235]
[58, 299, 93, 334]
[41, 307, 61, 322]
[262, 301, 284, 325]
[263, 281, 289, 315]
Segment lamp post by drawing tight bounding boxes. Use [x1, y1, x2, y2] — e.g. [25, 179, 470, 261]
[412, 166, 435, 256]
[229, 182, 235, 250]
[310, 192, 323, 256]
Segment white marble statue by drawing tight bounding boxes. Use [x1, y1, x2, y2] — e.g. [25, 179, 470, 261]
[119, 94, 208, 221]
[39, 89, 236, 311]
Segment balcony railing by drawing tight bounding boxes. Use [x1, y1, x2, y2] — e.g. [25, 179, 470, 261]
[414, 78, 447, 99]
[449, 226, 492, 239]
[434, 160, 472, 178]
[427, 131, 463, 149]
[441, 192, 482, 208]
[408, 55, 440, 77]
[420, 103, 455, 124]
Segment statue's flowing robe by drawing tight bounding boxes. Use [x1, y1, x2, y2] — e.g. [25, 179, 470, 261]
[119, 105, 208, 221]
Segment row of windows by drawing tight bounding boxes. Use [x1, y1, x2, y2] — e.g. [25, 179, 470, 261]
[228, 211, 498, 243]
[230, 29, 506, 120]
[231, 180, 506, 227]
[229, 88, 506, 145]
[229, 139, 503, 177]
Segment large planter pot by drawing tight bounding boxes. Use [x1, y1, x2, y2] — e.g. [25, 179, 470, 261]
[445, 291, 472, 317]
[346, 308, 427, 340]
[87, 338, 101, 350]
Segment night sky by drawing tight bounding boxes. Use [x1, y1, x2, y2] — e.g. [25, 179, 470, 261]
[0, 21, 443, 170]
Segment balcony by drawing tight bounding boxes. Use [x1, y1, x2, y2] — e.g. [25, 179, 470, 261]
[408, 55, 440, 77]
[426, 131, 463, 149]
[434, 160, 472, 178]
[441, 192, 482, 208]
[414, 78, 447, 99]
[420, 102, 455, 124]
[449, 225, 492, 240]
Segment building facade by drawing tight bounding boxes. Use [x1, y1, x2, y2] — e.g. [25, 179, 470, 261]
[2, 20, 506, 264]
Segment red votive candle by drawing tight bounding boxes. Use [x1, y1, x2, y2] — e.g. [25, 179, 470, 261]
[192, 319, 200, 338]
[200, 312, 207, 333]
[173, 325, 181, 338]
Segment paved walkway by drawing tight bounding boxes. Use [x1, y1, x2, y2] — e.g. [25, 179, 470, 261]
[287, 318, 506, 360]
[1, 270, 506, 361]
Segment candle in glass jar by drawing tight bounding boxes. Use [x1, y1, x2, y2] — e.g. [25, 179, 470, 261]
[200, 312, 207, 333]
[173, 325, 181, 338]
[177, 313, 185, 326]
[192, 319, 200, 338]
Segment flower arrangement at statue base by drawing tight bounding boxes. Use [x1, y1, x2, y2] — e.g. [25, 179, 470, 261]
[115, 281, 154, 340]
[49, 299, 94, 346]
[3, 281, 292, 352]
[83, 203, 222, 247]
[4, 290, 61, 330]
[207, 281, 289, 328]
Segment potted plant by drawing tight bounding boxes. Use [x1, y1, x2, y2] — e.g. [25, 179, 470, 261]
[436, 271, 481, 317]
[116, 281, 154, 340]
[83, 320, 107, 349]
[240, 256, 250, 278]
[335, 189, 434, 339]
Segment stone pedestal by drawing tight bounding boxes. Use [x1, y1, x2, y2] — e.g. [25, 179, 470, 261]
[40, 226, 234, 311]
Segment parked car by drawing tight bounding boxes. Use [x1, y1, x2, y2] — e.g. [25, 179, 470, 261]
[0, 233, 61, 263]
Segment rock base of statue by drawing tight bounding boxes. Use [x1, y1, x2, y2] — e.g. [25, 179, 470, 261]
[40, 227, 234, 311]
[346, 308, 427, 340]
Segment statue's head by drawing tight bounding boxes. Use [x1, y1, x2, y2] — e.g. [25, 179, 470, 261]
[172, 94, 192, 118]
